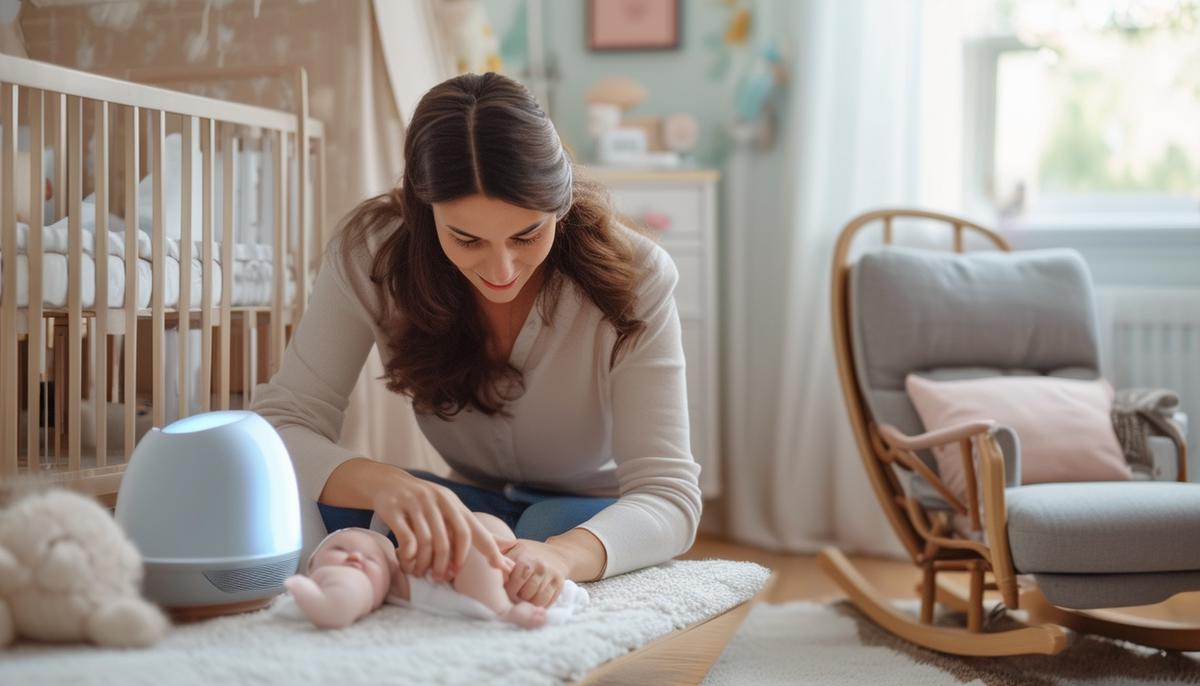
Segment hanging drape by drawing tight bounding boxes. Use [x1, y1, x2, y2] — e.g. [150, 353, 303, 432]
[723, 0, 926, 557]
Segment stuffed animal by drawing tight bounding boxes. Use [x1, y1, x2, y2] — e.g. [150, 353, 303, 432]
[0, 486, 168, 648]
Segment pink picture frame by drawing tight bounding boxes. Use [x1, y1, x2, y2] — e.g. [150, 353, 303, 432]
[587, 0, 681, 52]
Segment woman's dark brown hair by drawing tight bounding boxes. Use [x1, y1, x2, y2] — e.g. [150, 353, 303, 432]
[338, 72, 645, 419]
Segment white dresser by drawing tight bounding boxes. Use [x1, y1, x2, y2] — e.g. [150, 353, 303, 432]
[590, 168, 722, 498]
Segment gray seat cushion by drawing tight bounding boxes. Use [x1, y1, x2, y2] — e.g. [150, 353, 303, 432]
[1033, 570, 1200, 610]
[1007, 482, 1200, 574]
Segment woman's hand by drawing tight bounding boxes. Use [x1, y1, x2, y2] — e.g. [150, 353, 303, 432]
[370, 470, 511, 582]
[503, 539, 572, 608]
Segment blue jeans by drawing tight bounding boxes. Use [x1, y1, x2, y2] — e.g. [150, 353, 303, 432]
[317, 470, 616, 542]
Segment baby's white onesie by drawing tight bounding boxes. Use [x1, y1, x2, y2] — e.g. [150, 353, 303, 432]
[387, 576, 589, 625]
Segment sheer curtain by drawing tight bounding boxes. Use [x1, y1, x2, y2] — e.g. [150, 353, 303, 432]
[723, 0, 927, 556]
[337, 0, 454, 474]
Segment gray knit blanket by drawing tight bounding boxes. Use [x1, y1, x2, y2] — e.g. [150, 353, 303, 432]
[1112, 387, 1185, 477]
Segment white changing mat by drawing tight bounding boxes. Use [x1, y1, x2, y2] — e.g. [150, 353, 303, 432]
[0, 559, 770, 686]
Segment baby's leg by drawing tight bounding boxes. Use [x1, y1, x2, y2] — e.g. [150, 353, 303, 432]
[473, 511, 517, 544]
[454, 513, 546, 629]
[285, 567, 377, 629]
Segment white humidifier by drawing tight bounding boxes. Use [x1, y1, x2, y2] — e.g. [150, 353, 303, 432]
[116, 410, 302, 617]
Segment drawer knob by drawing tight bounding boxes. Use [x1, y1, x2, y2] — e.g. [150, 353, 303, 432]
[642, 210, 672, 233]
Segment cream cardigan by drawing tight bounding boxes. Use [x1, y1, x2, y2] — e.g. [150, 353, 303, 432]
[251, 224, 702, 577]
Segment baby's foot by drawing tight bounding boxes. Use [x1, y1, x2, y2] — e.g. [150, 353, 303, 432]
[285, 575, 353, 629]
[284, 575, 325, 613]
[502, 601, 548, 629]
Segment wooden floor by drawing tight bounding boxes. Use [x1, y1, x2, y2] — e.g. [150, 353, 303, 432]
[681, 534, 919, 604]
[578, 536, 918, 684]
[683, 535, 1200, 622]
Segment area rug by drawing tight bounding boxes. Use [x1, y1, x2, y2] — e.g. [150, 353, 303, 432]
[704, 600, 1200, 685]
[0, 559, 770, 686]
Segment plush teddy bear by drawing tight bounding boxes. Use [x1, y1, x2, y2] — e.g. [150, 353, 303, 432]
[0, 486, 168, 648]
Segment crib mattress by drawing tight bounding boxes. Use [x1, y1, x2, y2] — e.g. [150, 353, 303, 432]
[0, 252, 295, 309]
[2, 220, 296, 309]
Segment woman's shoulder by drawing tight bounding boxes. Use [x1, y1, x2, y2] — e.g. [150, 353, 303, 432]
[617, 222, 679, 302]
[320, 218, 403, 322]
[325, 218, 400, 274]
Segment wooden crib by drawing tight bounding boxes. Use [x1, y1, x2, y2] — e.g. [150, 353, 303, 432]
[0, 54, 326, 504]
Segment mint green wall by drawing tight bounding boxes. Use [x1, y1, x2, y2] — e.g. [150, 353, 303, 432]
[483, 0, 763, 167]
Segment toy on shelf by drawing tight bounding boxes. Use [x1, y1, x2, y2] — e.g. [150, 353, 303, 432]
[585, 75, 695, 168]
[732, 42, 787, 149]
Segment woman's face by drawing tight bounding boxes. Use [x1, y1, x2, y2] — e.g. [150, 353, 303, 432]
[431, 193, 556, 305]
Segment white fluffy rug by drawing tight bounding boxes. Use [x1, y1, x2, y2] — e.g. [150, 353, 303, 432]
[704, 601, 1200, 685]
[0, 560, 769, 686]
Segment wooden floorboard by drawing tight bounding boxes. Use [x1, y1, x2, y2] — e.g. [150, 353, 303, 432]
[575, 536, 917, 684]
[681, 535, 919, 603]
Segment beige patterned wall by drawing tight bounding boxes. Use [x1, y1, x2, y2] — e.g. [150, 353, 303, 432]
[20, 0, 407, 245]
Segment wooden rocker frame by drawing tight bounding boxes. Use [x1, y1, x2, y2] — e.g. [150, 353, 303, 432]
[819, 208, 1200, 656]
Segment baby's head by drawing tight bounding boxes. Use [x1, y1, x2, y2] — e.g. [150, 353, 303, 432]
[308, 528, 397, 605]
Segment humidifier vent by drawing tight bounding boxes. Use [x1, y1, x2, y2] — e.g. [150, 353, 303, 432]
[203, 554, 301, 594]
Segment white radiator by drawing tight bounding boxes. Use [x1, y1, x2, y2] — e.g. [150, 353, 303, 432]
[1096, 287, 1200, 479]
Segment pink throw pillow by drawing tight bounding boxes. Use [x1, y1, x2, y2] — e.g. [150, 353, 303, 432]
[904, 374, 1131, 504]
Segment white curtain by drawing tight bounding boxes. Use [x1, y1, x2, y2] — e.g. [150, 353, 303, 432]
[337, 1, 454, 474]
[723, 0, 926, 557]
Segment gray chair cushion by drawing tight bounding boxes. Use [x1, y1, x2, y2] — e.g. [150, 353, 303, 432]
[851, 247, 1101, 397]
[1034, 570, 1200, 610]
[1007, 482, 1200, 574]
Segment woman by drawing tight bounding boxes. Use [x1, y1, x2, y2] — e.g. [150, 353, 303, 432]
[252, 72, 700, 609]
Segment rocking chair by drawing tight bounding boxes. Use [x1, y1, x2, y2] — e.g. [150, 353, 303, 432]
[818, 208, 1200, 656]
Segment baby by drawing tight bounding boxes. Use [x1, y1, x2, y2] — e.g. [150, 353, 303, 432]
[284, 512, 586, 630]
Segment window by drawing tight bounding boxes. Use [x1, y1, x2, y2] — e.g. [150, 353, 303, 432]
[966, 0, 1200, 229]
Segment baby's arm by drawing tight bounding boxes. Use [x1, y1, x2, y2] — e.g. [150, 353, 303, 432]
[285, 566, 378, 629]
[452, 513, 546, 629]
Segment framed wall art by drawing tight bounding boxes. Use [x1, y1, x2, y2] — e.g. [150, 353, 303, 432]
[587, 0, 681, 52]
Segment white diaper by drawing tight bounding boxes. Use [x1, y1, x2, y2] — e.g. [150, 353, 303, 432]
[387, 576, 590, 625]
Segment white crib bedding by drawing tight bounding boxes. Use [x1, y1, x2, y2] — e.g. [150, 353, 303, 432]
[2, 222, 295, 309]
[4, 123, 303, 311]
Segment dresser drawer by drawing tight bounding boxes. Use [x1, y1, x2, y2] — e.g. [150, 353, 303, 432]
[680, 318, 713, 479]
[681, 318, 704, 404]
[609, 185, 705, 241]
[667, 247, 704, 318]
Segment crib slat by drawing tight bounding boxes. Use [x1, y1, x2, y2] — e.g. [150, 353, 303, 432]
[953, 222, 964, 253]
[219, 126, 235, 410]
[54, 92, 66, 219]
[245, 309, 257, 405]
[296, 67, 310, 324]
[1, 83, 17, 473]
[26, 89, 44, 468]
[179, 116, 193, 420]
[200, 118, 214, 412]
[272, 129, 286, 377]
[883, 215, 894, 245]
[67, 95, 83, 470]
[315, 131, 326, 265]
[53, 320, 63, 462]
[151, 109, 165, 428]
[93, 100, 109, 467]
[123, 106, 140, 458]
